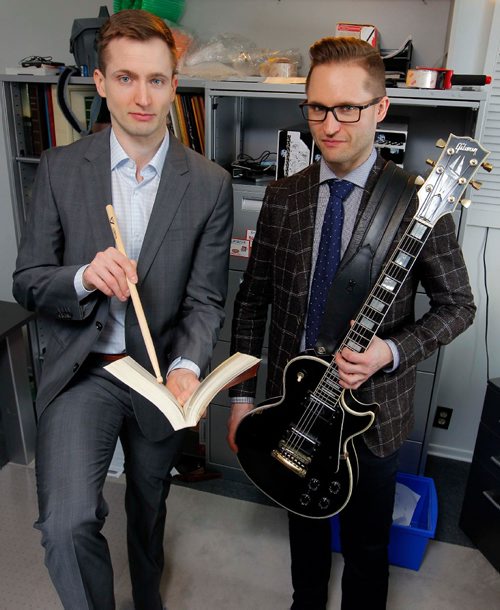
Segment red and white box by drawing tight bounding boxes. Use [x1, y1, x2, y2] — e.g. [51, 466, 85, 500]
[335, 23, 379, 48]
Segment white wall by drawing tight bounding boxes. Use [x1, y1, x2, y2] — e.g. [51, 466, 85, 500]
[181, 0, 453, 72]
[0, 0, 498, 462]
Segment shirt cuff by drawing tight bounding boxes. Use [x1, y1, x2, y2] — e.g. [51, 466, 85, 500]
[167, 357, 200, 379]
[383, 339, 400, 373]
[74, 265, 95, 300]
[231, 396, 255, 405]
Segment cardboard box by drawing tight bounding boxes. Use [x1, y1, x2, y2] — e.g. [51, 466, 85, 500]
[335, 23, 379, 48]
[331, 472, 438, 570]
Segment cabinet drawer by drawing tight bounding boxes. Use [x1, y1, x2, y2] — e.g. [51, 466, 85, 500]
[460, 460, 500, 571]
[482, 378, 500, 437]
[474, 423, 500, 480]
[207, 403, 240, 470]
[230, 184, 266, 271]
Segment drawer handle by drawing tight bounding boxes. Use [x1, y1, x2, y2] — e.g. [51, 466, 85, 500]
[491, 456, 500, 469]
[482, 490, 500, 512]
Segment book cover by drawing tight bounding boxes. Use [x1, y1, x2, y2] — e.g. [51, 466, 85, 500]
[44, 85, 56, 147]
[68, 87, 98, 140]
[27, 83, 50, 156]
[50, 84, 75, 146]
[174, 94, 189, 146]
[105, 352, 260, 431]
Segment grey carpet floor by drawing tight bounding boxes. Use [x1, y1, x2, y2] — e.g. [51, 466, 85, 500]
[1, 462, 500, 610]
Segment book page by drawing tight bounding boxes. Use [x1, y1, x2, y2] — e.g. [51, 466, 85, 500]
[104, 357, 188, 431]
[184, 352, 260, 424]
[105, 353, 260, 430]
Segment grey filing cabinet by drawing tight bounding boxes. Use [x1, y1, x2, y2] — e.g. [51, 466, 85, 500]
[203, 80, 487, 479]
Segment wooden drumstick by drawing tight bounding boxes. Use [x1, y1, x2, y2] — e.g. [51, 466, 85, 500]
[106, 204, 163, 384]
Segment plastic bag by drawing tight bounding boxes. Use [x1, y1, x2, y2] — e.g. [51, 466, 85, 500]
[237, 48, 302, 77]
[185, 33, 257, 67]
[184, 33, 302, 77]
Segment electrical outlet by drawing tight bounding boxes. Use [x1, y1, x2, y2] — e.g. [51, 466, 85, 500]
[433, 406, 453, 429]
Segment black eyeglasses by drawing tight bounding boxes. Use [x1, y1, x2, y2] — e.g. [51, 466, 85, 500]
[299, 97, 383, 123]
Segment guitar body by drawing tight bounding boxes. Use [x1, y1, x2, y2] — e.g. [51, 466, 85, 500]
[236, 355, 378, 518]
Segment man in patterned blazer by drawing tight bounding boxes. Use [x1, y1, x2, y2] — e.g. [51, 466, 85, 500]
[227, 37, 475, 610]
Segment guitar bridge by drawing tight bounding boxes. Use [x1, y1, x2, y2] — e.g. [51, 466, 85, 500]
[271, 441, 311, 478]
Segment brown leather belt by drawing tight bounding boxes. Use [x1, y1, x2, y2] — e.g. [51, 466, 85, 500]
[90, 353, 127, 362]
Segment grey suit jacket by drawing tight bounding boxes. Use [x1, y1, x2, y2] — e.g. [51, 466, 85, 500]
[13, 128, 233, 441]
[230, 156, 476, 457]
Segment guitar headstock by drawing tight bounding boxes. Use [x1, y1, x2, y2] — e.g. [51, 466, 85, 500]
[416, 134, 491, 226]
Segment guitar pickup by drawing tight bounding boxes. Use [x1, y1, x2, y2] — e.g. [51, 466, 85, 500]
[271, 439, 313, 478]
[289, 426, 318, 448]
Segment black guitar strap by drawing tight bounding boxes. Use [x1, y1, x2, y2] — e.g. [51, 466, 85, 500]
[315, 161, 417, 355]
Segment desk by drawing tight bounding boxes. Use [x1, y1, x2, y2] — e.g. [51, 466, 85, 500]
[0, 301, 36, 465]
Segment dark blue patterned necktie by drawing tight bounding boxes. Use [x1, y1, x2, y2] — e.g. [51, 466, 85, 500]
[306, 179, 354, 350]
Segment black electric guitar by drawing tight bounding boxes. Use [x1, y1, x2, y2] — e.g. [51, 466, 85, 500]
[236, 134, 491, 518]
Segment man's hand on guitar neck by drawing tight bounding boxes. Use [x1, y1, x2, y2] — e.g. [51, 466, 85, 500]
[227, 402, 253, 453]
[336, 334, 393, 390]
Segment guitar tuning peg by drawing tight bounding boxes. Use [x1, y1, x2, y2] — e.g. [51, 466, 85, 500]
[426, 158, 436, 167]
[435, 138, 447, 149]
[414, 175, 425, 186]
[482, 161, 493, 172]
[460, 198, 472, 208]
[471, 180, 482, 190]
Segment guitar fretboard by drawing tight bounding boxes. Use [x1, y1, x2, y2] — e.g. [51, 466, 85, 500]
[315, 218, 430, 403]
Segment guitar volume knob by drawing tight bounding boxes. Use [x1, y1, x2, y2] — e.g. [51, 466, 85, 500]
[299, 493, 311, 506]
[308, 477, 320, 491]
[329, 481, 341, 495]
[318, 497, 330, 510]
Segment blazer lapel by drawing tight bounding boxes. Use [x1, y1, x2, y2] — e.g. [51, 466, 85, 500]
[337, 154, 386, 273]
[137, 137, 190, 283]
[82, 128, 114, 252]
[286, 164, 320, 317]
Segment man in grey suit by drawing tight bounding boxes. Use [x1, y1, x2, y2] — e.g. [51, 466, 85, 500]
[13, 10, 232, 610]
[228, 37, 475, 609]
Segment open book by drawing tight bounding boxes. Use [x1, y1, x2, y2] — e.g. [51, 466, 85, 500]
[104, 352, 260, 431]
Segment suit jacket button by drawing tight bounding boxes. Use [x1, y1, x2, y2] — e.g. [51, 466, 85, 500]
[73, 363, 79, 373]
[96, 321, 103, 331]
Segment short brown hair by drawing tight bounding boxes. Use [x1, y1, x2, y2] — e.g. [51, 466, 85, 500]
[97, 9, 177, 74]
[306, 37, 386, 97]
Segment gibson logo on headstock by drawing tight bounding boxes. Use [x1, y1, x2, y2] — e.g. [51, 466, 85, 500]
[455, 142, 478, 153]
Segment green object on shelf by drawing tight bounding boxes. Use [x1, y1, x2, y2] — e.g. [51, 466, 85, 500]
[113, 0, 185, 24]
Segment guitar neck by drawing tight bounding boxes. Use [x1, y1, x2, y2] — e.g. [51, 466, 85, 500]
[319, 216, 431, 395]
[316, 133, 490, 399]
[340, 217, 430, 354]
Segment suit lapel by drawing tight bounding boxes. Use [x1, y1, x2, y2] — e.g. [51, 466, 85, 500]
[82, 128, 114, 252]
[137, 137, 189, 283]
[286, 164, 320, 317]
[337, 154, 385, 273]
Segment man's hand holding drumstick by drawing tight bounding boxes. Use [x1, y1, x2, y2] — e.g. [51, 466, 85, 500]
[82, 205, 200, 405]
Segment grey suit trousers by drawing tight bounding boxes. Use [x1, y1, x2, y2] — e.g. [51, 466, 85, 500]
[35, 362, 185, 610]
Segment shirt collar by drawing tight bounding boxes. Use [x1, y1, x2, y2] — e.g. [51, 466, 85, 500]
[110, 129, 170, 175]
[319, 147, 377, 189]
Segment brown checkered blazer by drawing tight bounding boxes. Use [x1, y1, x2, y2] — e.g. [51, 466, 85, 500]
[230, 155, 476, 457]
